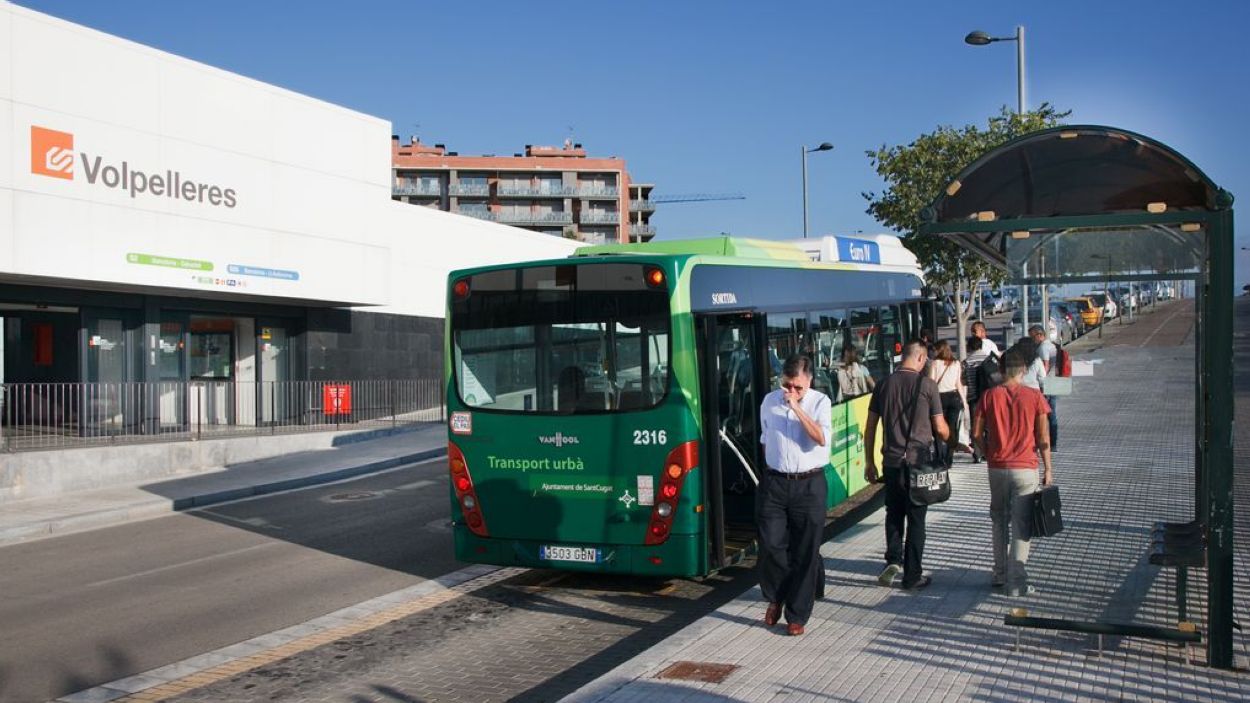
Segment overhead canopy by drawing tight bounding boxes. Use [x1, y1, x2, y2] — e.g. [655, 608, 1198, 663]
[920, 125, 1233, 278]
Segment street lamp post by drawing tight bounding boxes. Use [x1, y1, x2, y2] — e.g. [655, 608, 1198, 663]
[964, 26, 1026, 114]
[966, 25, 1027, 330]
[801, 142, 834, 238]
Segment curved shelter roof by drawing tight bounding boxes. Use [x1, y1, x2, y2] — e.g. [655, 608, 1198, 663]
[920, 125, 1232, 270]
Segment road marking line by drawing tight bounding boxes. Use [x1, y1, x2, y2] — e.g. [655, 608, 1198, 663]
[59, 564, 523, 703]
[81, 542, 278, 589]
[1139, 308, 1185, 348]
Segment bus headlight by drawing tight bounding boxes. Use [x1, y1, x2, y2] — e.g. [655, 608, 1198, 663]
[656, 502, 673, 518]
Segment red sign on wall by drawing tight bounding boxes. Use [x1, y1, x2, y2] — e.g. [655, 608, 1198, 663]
[323, 384, 353, 416]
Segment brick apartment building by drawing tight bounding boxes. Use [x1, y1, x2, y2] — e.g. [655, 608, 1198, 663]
[391, 137, 656, 244]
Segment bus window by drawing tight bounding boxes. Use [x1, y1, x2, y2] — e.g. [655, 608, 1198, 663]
[809, 309, 849, 400]
[451, 263, 671, 414]
[849, 307, 888, 383]
[878, 305, 902, 373]
[765, 311, 810, 388]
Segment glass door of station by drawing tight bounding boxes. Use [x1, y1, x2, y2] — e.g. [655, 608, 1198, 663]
[158, 316, 189, 431]
[257, 322, 294, 425]
[190, 317, 237, 427]
[83, 309, 141, 435]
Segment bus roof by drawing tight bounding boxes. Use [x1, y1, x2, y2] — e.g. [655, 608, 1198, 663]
[575, 235, 922, 275]
[574, 237, 811, 262]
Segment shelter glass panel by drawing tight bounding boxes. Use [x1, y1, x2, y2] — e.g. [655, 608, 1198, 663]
[1002, 224, 1203, 286]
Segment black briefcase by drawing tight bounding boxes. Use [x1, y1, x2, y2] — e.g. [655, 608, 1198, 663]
[1030, 485, 1064, 537]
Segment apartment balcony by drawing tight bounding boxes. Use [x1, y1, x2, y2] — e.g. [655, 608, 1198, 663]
[458, 210, 500, 222]
[497, 184, 577, 197]
[578, 186, 620, 199]
[497, 211, 573, 225]
[449, 183, 491, 196]
[393, 183, 443, 197]
[580, 211, 620, 225]
[629, 200, 656, 213]
[630, 224, 656, 240]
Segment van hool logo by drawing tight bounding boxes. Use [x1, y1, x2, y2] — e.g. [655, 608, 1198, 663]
[29, 125, 238, 208]
[538, 432, 580, 448]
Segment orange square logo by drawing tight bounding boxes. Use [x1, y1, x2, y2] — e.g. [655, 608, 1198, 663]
[31, 126, 75, 180]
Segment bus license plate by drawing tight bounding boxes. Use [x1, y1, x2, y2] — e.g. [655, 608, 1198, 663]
[539, 545, 600, 563]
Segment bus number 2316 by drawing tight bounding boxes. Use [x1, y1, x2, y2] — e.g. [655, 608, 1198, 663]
[633, 430, 667, 446]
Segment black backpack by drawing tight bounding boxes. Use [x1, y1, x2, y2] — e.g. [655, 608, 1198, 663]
[976, 353, 1005, 398]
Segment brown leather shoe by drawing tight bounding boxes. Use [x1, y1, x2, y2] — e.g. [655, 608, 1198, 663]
[787, 622, 805, 636]
[764, 602, 781, 627]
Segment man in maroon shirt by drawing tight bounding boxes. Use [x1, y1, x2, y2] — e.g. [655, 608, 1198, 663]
[971, 349, 1055, 597]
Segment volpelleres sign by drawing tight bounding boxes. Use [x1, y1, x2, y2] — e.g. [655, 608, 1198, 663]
[30, 125, 238, 208]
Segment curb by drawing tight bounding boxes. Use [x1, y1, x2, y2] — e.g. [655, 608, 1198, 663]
[0, 449, 447, 547]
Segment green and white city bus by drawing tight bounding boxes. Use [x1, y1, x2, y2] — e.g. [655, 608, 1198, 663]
[446, 236, 930, 577]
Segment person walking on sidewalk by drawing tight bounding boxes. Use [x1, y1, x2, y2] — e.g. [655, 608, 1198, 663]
[971, 320, 1000, 358]
[1028, 325, 1060, 451]
[964, 336, 995, 463]
[864, 340, 949, 591]
[758, 355, 832, 636]
[972, 349, 1055, 597]
[926, 340, 967, 468]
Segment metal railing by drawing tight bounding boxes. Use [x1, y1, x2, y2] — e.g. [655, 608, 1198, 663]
[580, 211, 620, 224]
[0, 379, 445, 452]
[449, 183, 490, 196]
[393, 183, 443, 197]
[459, 209, 500, 221]
[578, 186, 620, 198]
[497, 211, 573, 224]
[497, 184, 576, 197]
[630, 224, 656, 238]
[629, 200, 657, 212]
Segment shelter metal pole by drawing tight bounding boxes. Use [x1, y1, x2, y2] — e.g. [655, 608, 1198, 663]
[1206, 208, 1235, 669]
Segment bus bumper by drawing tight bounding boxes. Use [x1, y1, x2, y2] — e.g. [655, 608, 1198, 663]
[453, 526, 704, 577]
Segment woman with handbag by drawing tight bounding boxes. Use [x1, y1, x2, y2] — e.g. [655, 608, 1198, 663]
[927, 340, 966, 468]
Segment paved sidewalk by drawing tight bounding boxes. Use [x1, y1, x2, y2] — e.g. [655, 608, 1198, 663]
[564, 301, 1250, 703]
[0, 423, 447, 546]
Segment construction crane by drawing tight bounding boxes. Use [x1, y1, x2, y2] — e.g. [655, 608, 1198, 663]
[649, 193, 745, 204]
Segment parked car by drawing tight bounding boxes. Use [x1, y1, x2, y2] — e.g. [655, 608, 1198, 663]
[1066, 296, 1104, 328]
[1113, 285, 1138, 312]
[1011, 304, 1063, 342]
[1052, 302, 1084, 340]
[1085, 291, 1118, 319]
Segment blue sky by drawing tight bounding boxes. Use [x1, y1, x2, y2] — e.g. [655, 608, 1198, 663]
[16, 0, 1250, 291]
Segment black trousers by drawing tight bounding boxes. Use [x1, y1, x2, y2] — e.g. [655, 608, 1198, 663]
[757, 471, 827, 625]
[936, 391, 963, 468]
[883, 464, 928, 587]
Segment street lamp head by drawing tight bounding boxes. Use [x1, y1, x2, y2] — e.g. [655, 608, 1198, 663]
[809, 142, 834, 153]
[964, 30, 993, 46]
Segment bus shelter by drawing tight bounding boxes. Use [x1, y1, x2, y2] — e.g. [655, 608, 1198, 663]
[918, 125, 1236, 668]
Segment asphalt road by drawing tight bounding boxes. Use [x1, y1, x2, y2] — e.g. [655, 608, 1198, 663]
[0, 458, 456, 703]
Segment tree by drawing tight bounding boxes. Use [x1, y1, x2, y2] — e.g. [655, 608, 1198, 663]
[863, 104, 1070, 358]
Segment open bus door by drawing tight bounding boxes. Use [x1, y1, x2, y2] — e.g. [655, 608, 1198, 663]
[696, 312, 766, 571]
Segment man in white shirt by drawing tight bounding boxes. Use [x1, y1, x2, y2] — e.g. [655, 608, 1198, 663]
[1029, 325, 1059, 450]
[971, 320, 1000, 357]
[758, 355, 832, 636]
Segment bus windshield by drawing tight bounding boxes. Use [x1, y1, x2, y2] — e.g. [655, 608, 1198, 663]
[450, 263, 671, 414]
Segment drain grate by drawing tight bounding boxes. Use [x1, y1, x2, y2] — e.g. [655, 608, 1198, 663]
[655, 661, 739, 684]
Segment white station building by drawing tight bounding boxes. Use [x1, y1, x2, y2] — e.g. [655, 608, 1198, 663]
[0, 2, 577, 402]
